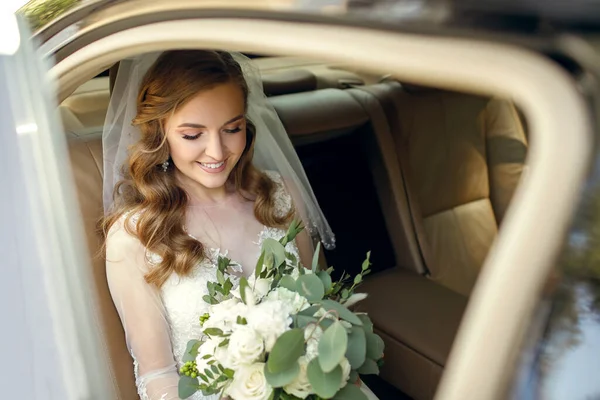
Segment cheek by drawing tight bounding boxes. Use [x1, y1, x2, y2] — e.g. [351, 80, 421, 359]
[226, 132, 247, 156]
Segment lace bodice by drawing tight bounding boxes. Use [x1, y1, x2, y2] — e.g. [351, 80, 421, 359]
[106, 171, 302, 400]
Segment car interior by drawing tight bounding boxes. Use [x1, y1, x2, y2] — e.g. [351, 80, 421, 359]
[61, 53, 528, 400]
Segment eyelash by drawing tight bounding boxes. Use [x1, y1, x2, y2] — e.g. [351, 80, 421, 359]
[182, 127, 242, 140]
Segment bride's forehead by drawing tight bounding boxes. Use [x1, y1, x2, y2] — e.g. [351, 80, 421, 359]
[173, 83, 245, 118]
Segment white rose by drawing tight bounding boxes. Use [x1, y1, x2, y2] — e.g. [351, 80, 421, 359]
[246, 299, 293, 352]
[203, 298, 248, 333]
[265, 287, 310, 314]
[283, 356, 313, 399]
[304, 325, 323, 361]
[226, 325, 265, 369]
[248, 276, 273, 301]
[225, 362, 273, 400]
[339, 357, 351, 389]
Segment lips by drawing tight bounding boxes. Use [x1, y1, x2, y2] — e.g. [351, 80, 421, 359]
[197, 159, 227, 173]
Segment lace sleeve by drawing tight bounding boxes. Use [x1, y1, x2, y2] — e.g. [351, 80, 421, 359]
[105, 216, 180, 400]
[264, 170, 315, 268]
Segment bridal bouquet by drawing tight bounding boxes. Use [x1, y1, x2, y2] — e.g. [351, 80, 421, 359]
[178, 221, 384, 400]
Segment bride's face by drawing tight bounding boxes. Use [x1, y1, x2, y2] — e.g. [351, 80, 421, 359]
[165, 81, 247, 192]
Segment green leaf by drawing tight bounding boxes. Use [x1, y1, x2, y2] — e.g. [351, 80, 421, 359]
[269, 387, 284, 400]
[202, 295, 218, 305]
[204, 368, 214, 379]
[346, 327, 366, 369]
[295, 315, 318, 329]
[365, 332, 385, 360]
[356, 314, 373, 333]
[223, 368, 235, 379]
[361, 252, 371, 272]
[312, 242, 322, 273]
[178, 375, 199, 399]
[219, 338, 230, 347]
[211, 365, 219, 374]
[341, 289, 350, 299]
[349, 370, 359, 385]
[239, 277, 250, 304]
[223, 279, 233, 295]
[279, 275, 297, 292]
[319, 300, 363, 326]
[307, 357, 343, 399]
[354, 274, 362, 285]
[298, 305, 320, 317]
[357, 358, 379, 375]
[319, 317, 335, 331]
[318, 321, 348, 373]
[255, 251, 265, 279]
[264, 360, 300, 387]
[263, 238, 287, 266]
[182, 339, 201, 362]
[332, 382, 368, 400]
[236, 316, 248, 325]
[318, 271, 333, 292]
[203, 328, 224, 337]
[267, 328, 305, 374]
[296, 274, 325, 302]
[216, 269, 225, 286]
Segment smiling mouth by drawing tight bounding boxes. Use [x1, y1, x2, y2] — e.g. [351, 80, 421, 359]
[199, 161, 225, 169]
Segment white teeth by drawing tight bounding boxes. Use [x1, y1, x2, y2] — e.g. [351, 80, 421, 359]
[200, 161, 224, 169]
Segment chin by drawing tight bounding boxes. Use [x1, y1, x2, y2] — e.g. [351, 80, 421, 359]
[194, 171, 233, 189]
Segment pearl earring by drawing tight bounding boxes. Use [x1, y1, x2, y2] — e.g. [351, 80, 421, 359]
[161, 160, 169, 172]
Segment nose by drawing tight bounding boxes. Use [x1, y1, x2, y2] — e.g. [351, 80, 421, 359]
[204, 132, 224, 161]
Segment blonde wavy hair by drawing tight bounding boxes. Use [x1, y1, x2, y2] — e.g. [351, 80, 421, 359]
[100, 50, 291, 288]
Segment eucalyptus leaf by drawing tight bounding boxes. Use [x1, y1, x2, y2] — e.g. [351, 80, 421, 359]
[356, 314, 373, 332]
[319, 300, 363, 326]
[182, 340, 201, 362]
[361, 252, 371, 272]
[263, 238, 286, 266]
[318, 317, 335, 331]
[239, 277, 249, 304]
[295, 314, 318, 329]
[346, 326, 367, 369]
[264, 360, 300, 387]
[255, 251, 265, 279]
[312, 242, 321, 273]
[202, 295, 217, 305]
[357, 358, 379, 375]
[178, 375, 199, 399]
[318, 321, 348, 373]
[318, 271, 333, 292]
[203, 328, 224, 337]
[267, 328, 305, 373]
[279, 275, 297, 292]
[216, 269, 225, 286]
[349, 370, 359, 385]
[365, 332, 385, 360]
[354, 274, 362, 285]
[296, 274, 325, 302]
[332, 382, 368, 400]
[298, 305, 320, 317]
[307, 358, 343, 399]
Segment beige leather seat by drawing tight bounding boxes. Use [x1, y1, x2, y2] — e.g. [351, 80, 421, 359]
[350, 81, 528, 399]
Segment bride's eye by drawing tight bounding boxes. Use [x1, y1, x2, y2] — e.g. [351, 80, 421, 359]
[182, 133, 202, 140]
[224, 127, 242, 134]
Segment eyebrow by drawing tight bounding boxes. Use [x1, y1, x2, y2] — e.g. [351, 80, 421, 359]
[177, 114, 244, 129]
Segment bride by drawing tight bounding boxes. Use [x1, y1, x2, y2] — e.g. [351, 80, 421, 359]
[101, 50, 378, 400]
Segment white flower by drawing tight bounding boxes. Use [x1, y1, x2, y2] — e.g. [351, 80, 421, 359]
[246, 299, 293, 352]
[225, 362, 273, 400]
[339, 357, 351, 389]
[226, 325, 265, 369]
[283, 356, 313, 399]
[343, 293, 368, 308]
[304, 325, 323, 361]
[265, 287, 310, 314]
[249, 276, 273, 301]
[203, 298, 248, 334]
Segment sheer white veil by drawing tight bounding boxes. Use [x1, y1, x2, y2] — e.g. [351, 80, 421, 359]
[102, 51, 335, 249]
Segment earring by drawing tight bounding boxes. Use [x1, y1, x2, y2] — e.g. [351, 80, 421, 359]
[161, 160, 169, 172]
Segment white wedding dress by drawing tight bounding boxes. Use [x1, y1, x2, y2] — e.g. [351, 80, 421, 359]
[106, 172, 378, 400]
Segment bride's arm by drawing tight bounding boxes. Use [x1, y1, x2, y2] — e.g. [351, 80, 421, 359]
[106, 219, 181, 400]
